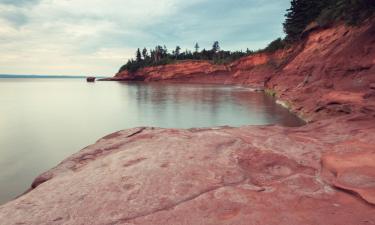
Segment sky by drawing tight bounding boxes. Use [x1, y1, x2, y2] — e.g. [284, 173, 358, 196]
[0, 0, 291, 76]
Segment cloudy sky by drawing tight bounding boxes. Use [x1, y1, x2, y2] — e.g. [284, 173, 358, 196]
[0, 0, 290, 76]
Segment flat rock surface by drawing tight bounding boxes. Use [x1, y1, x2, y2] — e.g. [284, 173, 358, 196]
[0, 115, 374, 225]
[1, 17, 375, 225]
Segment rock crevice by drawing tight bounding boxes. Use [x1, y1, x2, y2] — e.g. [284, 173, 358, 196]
[0, 20, 375, 225]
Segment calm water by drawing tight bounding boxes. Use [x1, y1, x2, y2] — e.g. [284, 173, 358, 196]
[0, 79, 304, 204]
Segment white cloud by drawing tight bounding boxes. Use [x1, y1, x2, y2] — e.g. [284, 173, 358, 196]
[0, 0, 289, 76]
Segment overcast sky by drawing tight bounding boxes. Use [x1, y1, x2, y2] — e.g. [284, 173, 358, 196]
[0, 0, 290, 76]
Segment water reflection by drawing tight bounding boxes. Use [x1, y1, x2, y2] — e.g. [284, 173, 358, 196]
[122, 82, 303, 127]
[0, 79, 304, 205]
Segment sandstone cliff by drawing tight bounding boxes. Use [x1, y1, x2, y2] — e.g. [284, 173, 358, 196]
[0, 20, 374, 225]
[113, 19, 375, 122]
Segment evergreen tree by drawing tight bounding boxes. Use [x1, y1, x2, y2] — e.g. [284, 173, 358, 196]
[283, 0, 374, 41]
[212, 41, 220, 53]
[194, 42, 200, 53]
[163, 45, 168, 57]
[174, 46, 181, 59]
[283, 0, 325, 41]
[142, 48, 148, 60]
[136, 48, 142, 62]
[200, 48, 208, 60]
[154, 46, 163, 62]
[119, 0, 375, 73]
[331, 0, 375, 25]
[264, 38, 286, 52]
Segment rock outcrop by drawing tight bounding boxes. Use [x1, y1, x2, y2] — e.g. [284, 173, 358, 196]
[0, 20, 374, 225]
[108, 60, 230, 83]
[0, 116, 374, 225]
[111, 19, 375, 122]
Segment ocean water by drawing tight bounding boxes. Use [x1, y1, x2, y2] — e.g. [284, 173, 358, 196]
[0, 78, 305, 204]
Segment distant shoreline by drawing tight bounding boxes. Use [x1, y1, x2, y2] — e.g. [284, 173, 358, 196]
[0, 74, 108, 79]
[0, 74, 85, 79]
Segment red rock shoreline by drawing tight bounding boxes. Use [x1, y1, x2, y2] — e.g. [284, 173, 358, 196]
[0, 21, 374, 224]
[108, 19, 375, 122]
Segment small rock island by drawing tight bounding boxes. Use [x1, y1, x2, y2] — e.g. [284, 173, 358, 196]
[86, 77, 96, 82]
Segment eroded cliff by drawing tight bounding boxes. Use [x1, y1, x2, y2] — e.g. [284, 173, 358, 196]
[113, 19, 375, 122]
[0, 20, 374, 225]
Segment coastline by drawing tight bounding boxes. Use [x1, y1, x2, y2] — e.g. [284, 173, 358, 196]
[105, 19, 375, 123]
[1, 115, 374, 224]
[0, 20, 374, 224]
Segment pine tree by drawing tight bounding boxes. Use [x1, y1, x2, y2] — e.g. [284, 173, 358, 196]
[163, 45, 168, 58]
[174, 46, 181, 59]
[142, 48, 148, 60]
[154, 46, 163, 62]
[194, 43, 200, 53]
[136, 48, 142, 62]
[337, 0, 375, 25]
[212, 41, 220, 53]
[283, 0, 325, 41]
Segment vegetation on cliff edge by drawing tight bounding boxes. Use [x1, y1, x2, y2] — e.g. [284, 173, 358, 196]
[284, 0, 375, 41]
[119, 42, 253, 73]
[119, 0, 375, 73]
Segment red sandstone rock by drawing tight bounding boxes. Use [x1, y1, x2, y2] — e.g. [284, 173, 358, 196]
[1, 18, 375, 225]
[268, 19, 375, 121]
[111, 19, 375, 122]
[0, 117, 374, 225]
[322, 151, 375, 205]
[114, 60, 230, 83]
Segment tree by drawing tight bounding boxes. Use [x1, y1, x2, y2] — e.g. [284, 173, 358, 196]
[283, 0, 325, 41]
[212, 41, 220, 53]
[283, 0, 375, 41]
[264, 38, 286, 52]
[136, 48, 142, 62]
[163, 45, 168, 57]
[118, 0, 375, 73]
[328, 0, 375, 25]
[154, 45, 163, 62]
[174, 46, 181, 59]
[194, 42, 200, 53]
[246, 48, 253, 54]
[200, 48, 208, 60]
[142, 48, 148, 60]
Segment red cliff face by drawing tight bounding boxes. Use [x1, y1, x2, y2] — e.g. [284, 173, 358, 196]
[114, 19, 375, 122]
[227, 50, 288, 86]
[1, 21, 374, 225]
[114, 60, 229, 83]
[268, 20, 375, 121]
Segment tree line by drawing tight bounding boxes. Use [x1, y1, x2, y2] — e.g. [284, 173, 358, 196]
[119, 42, 253, 73]
[284, 0, 375, 41]
[119, 0, 375, 73]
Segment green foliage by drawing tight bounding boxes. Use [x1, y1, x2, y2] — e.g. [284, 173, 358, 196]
[194, 42, 200, 52]
[119, 0, 375, 73]
[119, 42, 253, 72]
[212, 41, 220, 53]
[173, 46, 181, 59]
[212, 50, 248, 64]
[263, 38, 286, 53]
[284, 0, 375, 41]
[317, 0, 375, 26]
[136, 48, 142, 62]
[141, 48, 148, 60]
[283, 0, 326, 41]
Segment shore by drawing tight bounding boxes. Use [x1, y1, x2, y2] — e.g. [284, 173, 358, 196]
[0, 20, 374, 224]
